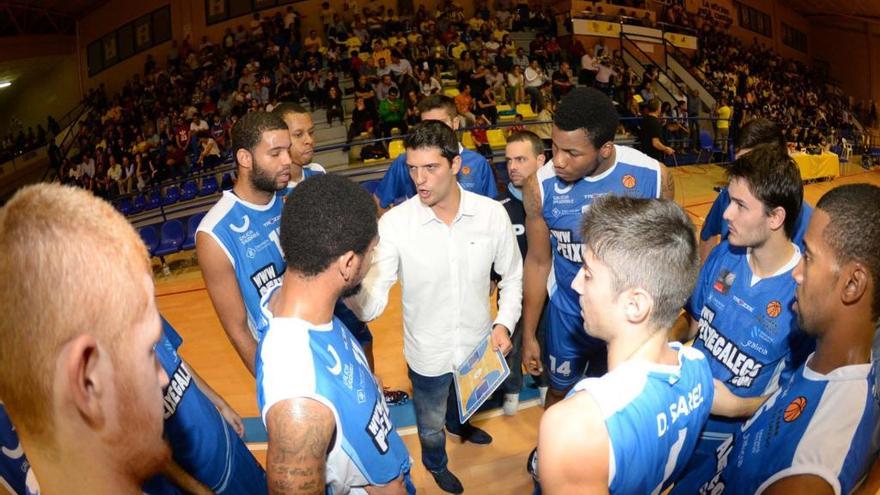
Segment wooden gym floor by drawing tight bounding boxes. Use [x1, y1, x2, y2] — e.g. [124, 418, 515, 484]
[155, 161, 880, 494]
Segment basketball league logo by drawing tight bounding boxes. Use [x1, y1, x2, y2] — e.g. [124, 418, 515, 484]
[766, 300, 782, 318]
[622, 174, 636, 189]
[783, 396, 807, 422]
[461, 166, 471, 176]
[713, 269, 735, 295]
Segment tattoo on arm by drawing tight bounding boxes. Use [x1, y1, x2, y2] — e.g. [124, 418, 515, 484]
[267, 399, 335, 494]
[662, 167, 676, 200]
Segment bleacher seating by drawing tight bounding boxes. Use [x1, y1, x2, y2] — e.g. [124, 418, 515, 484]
[181, 180, 198, 201]
[138, 225, 159, 257]
[199, 175, 219, 196]
[182, 212, 206, 251]
[132, 194, 145, 214]
[163, 185, 180, 206]
[146, 190, 161, 210]
[155, 219, 184, 258]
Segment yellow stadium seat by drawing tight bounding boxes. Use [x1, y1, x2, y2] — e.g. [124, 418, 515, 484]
[488, 129, 507, 149]
[443, 87, 460, 98]
[497, 104, 513, 113]
[388, 139, 405, 159]
[460, 131, 476, 150]
[516, 103, 537, 120]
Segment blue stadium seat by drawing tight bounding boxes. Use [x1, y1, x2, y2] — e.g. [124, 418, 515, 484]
[117, 197, 132, 215]
[199, 176, 219, 196]
[163, 185, 180, 206]
[182, 212, 206, 251]
[138, 225, 159, 256]
[146, 190, 161, 210]
[181, 180, 198, 201]
[221, 172, 235, 190]
[132, 194, 146, 214]
[155, 219, 185, 257]
[697, 130, 721, 164]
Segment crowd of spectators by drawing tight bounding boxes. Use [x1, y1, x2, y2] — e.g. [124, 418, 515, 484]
[48, 0, 874, 201]
[1, 115, 61, 163]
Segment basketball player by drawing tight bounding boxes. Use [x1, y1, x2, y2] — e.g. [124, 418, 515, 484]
[0, 404, 38, 495]
[270, 103, 406, 404]
[699, 118, 813, 261]
[521, 87, 675, 408]
[671, 183, 880, 494]
[673, 143, 814, 469]
[142, 317, 267, 495]
[197, 111, 293, 374]
[537, 196, 763, 494]
[347, 121, 521, 493]
[0, 184, 169, 494]
[497, 130, 549, 414]
[258, 174, 413, 494]
[373, 94, 498, 209]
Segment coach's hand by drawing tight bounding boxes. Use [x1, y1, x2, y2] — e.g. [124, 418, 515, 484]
[491, 325, 513, 356]
[522, 337, 543, 376]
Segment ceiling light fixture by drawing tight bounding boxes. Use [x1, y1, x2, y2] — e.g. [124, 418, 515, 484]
[0, 82, 10, 88]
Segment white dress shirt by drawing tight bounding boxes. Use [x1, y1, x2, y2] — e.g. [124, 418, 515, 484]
[349, 187, 523, 377]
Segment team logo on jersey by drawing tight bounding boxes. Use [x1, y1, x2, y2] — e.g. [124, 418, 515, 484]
[365, 394, 394, 454]
[229, 215, 250, 233]
[461, 166, 471, 175]
[246, 247, 256, 259]
[554, 181, 574, 194]
[696, 306, 763, 388]
[550, 229, 583, 263]
[713, 269, 735, 295]
[783, 396, 807, 422]
[766, 300, 782, 318]
[251, 263, 282, 297]
[163, 362, 193, 419]
[622, 174, 636, 189]
[325, 345, 343, 375]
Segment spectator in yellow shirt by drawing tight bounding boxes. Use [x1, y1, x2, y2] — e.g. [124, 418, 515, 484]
[715, 96, 732, 149]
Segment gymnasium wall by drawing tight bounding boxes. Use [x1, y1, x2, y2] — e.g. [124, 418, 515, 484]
[77, 0, 474, 97]
[0, 56, 81, 137]
[809, 19, 880, 104]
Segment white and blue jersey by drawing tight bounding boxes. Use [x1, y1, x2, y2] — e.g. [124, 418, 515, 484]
[150, 318, 267, 495]
[257, 317, 412, 494]
[0, 405, 39, 495]
[673, 356, 879, 495]
[374, 144, 498, 208]
[538, 145, 661, 388]
[571, 343, 714, 495]
[197, 164, 328, 340]
[688, 241, 813, 398]
[700, 188, 812, 249]
[539, 145, 661, 318]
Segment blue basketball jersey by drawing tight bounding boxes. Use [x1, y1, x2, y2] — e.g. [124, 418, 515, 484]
[673, 356, 879, 495]
[0, 405, 38, 495]
[374, 145, 498, 208]
[256, 317, 412, 493]
[570, 343, 714, 495]
[197, 164, 324, 340]
[155, 318, 267, 494]
[538, 145, 661, 316]
[700, 188, 813, 249]
[688, 241, 813, 398]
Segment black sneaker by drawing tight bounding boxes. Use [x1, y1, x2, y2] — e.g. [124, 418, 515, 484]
[430, 468, 464, 494]
[383, 388, 409, 406]
[447, 424, 493, 445]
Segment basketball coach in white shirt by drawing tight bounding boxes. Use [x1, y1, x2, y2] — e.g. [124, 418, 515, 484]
[347, 120, 522, 494]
